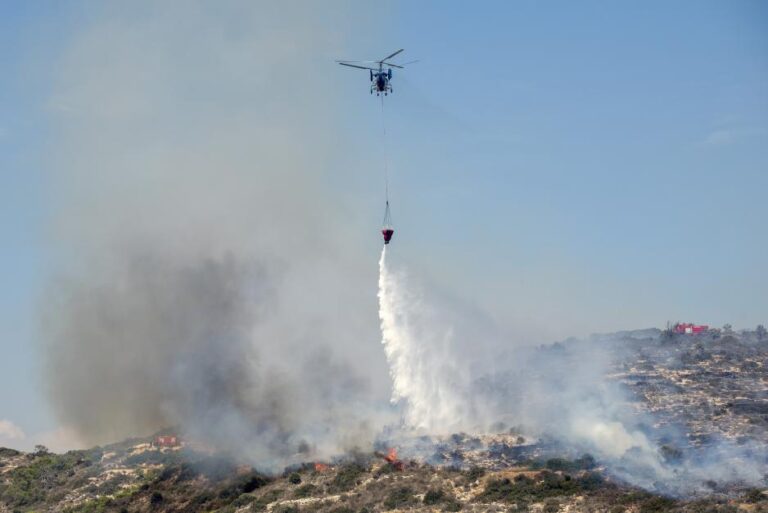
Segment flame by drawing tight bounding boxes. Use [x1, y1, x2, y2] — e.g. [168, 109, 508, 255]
[314, 462, 329, 472]
[386, 448, 398, 463]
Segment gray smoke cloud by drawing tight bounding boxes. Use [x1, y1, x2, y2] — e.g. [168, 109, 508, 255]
[41, 1, 393, 468]
[496, 336, 768, 496]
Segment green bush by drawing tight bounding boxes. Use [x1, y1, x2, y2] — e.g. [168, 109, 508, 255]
[150, 491, 163, 506]
[544, 455, 596, 472]
[464, 466, 485, 482]
[478, 471, 605, 503]
[293, 483, 319, 498]
[638, 496, 677, 513]
[232, 493, 257, 507]
[274, 506, 299, 513]
[65, 495, 115, 513]
[328, 507, 355, 513]
[422, 487, 461, 510]
[423, 488, 445, 505]
[744, 488, 767, 503]
[0, 447, 21, 457]
[273, 506, 299, 513]
[384, 486, 415, 509]
[249, 489, 283, 511]
[443, 498, 463, 511]
[329, 462, 368, 493]
[0, 452, 81, 508]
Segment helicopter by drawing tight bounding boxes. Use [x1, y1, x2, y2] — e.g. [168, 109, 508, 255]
[336, 49, 415, 96]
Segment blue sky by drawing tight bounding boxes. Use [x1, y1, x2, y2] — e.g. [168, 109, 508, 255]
[1, 1, 767, 447]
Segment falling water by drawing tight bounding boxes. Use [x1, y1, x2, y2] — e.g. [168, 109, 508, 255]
[377, 247, 468, 433]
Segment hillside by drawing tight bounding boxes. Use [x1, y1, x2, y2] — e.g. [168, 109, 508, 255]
[2, 327, 767, 513]
[1, 440, 766, 513]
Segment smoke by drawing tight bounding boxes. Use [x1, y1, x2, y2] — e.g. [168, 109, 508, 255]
[41, 1, 393, 468]
[0, 420, 26, 444]
[377, 251, 766, 495]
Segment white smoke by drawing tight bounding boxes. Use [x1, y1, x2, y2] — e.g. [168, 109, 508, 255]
[0, 420, 26, 444]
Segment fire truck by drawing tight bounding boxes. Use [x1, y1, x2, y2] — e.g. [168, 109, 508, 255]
[672, 323, 709, 335]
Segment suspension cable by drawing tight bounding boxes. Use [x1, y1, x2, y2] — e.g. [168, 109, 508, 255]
[380, 94, 389, 207]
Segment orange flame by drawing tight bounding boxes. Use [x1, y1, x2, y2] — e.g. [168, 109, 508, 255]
[314, 462, 329, 472]
[385, 448, 398, 463]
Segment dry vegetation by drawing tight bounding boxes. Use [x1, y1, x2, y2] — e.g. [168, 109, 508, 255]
[2, 442, 766, 513]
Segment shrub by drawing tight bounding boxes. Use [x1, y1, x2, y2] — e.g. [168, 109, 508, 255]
[293, 483, 319, 498]
[274, 506, 299, 513]
[0, 447, 21, 457]
[545, 456, 597, 471]
[478, 471, 605, 503]
[0, 452, 81, 508]
[423, 488, 445, 505]
[329, 462, 368, 492]
[638, 496, 677, 513]
[241, 474, 270, 493]
[443, 498, 463, 511]
[150, 491, 163, 506]
[249, 489, 283, 511]
[465, 466, 485, 482]
[288, 472, 302, 484]
[232, 494, 257, 507]
[384, 486, 415, 509]
[659, 445, 683, 464]
[744, 488, 766, 503]
[218, 472, 269, 501]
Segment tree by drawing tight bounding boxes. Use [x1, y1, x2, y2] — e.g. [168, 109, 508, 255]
[723, 323, 733, 334]
[756, 325, 767, 341]
[33, 445, 49, 456]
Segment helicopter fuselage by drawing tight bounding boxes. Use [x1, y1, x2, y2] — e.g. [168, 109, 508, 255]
[371, 70, 392, 95]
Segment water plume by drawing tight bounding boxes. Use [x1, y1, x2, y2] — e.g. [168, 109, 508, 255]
[377, 247, 469, 433]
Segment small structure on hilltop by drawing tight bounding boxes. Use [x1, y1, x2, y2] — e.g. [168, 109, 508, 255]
[153, 435, 180, 448]
[673, 323, 709, 335]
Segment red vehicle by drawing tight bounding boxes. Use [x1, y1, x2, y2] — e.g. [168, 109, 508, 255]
[673, 323, 709, 335]
[154, 435, 179, 447]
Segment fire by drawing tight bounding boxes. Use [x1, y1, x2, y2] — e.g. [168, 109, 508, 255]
[314, 462, 330, 472]
[375, 447, 404, 471]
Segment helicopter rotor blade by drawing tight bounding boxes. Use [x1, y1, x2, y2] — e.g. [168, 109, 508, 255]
[380, 62, 404, 69]
[337, 62, 379, 71]
[380, 49, 404, 62]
